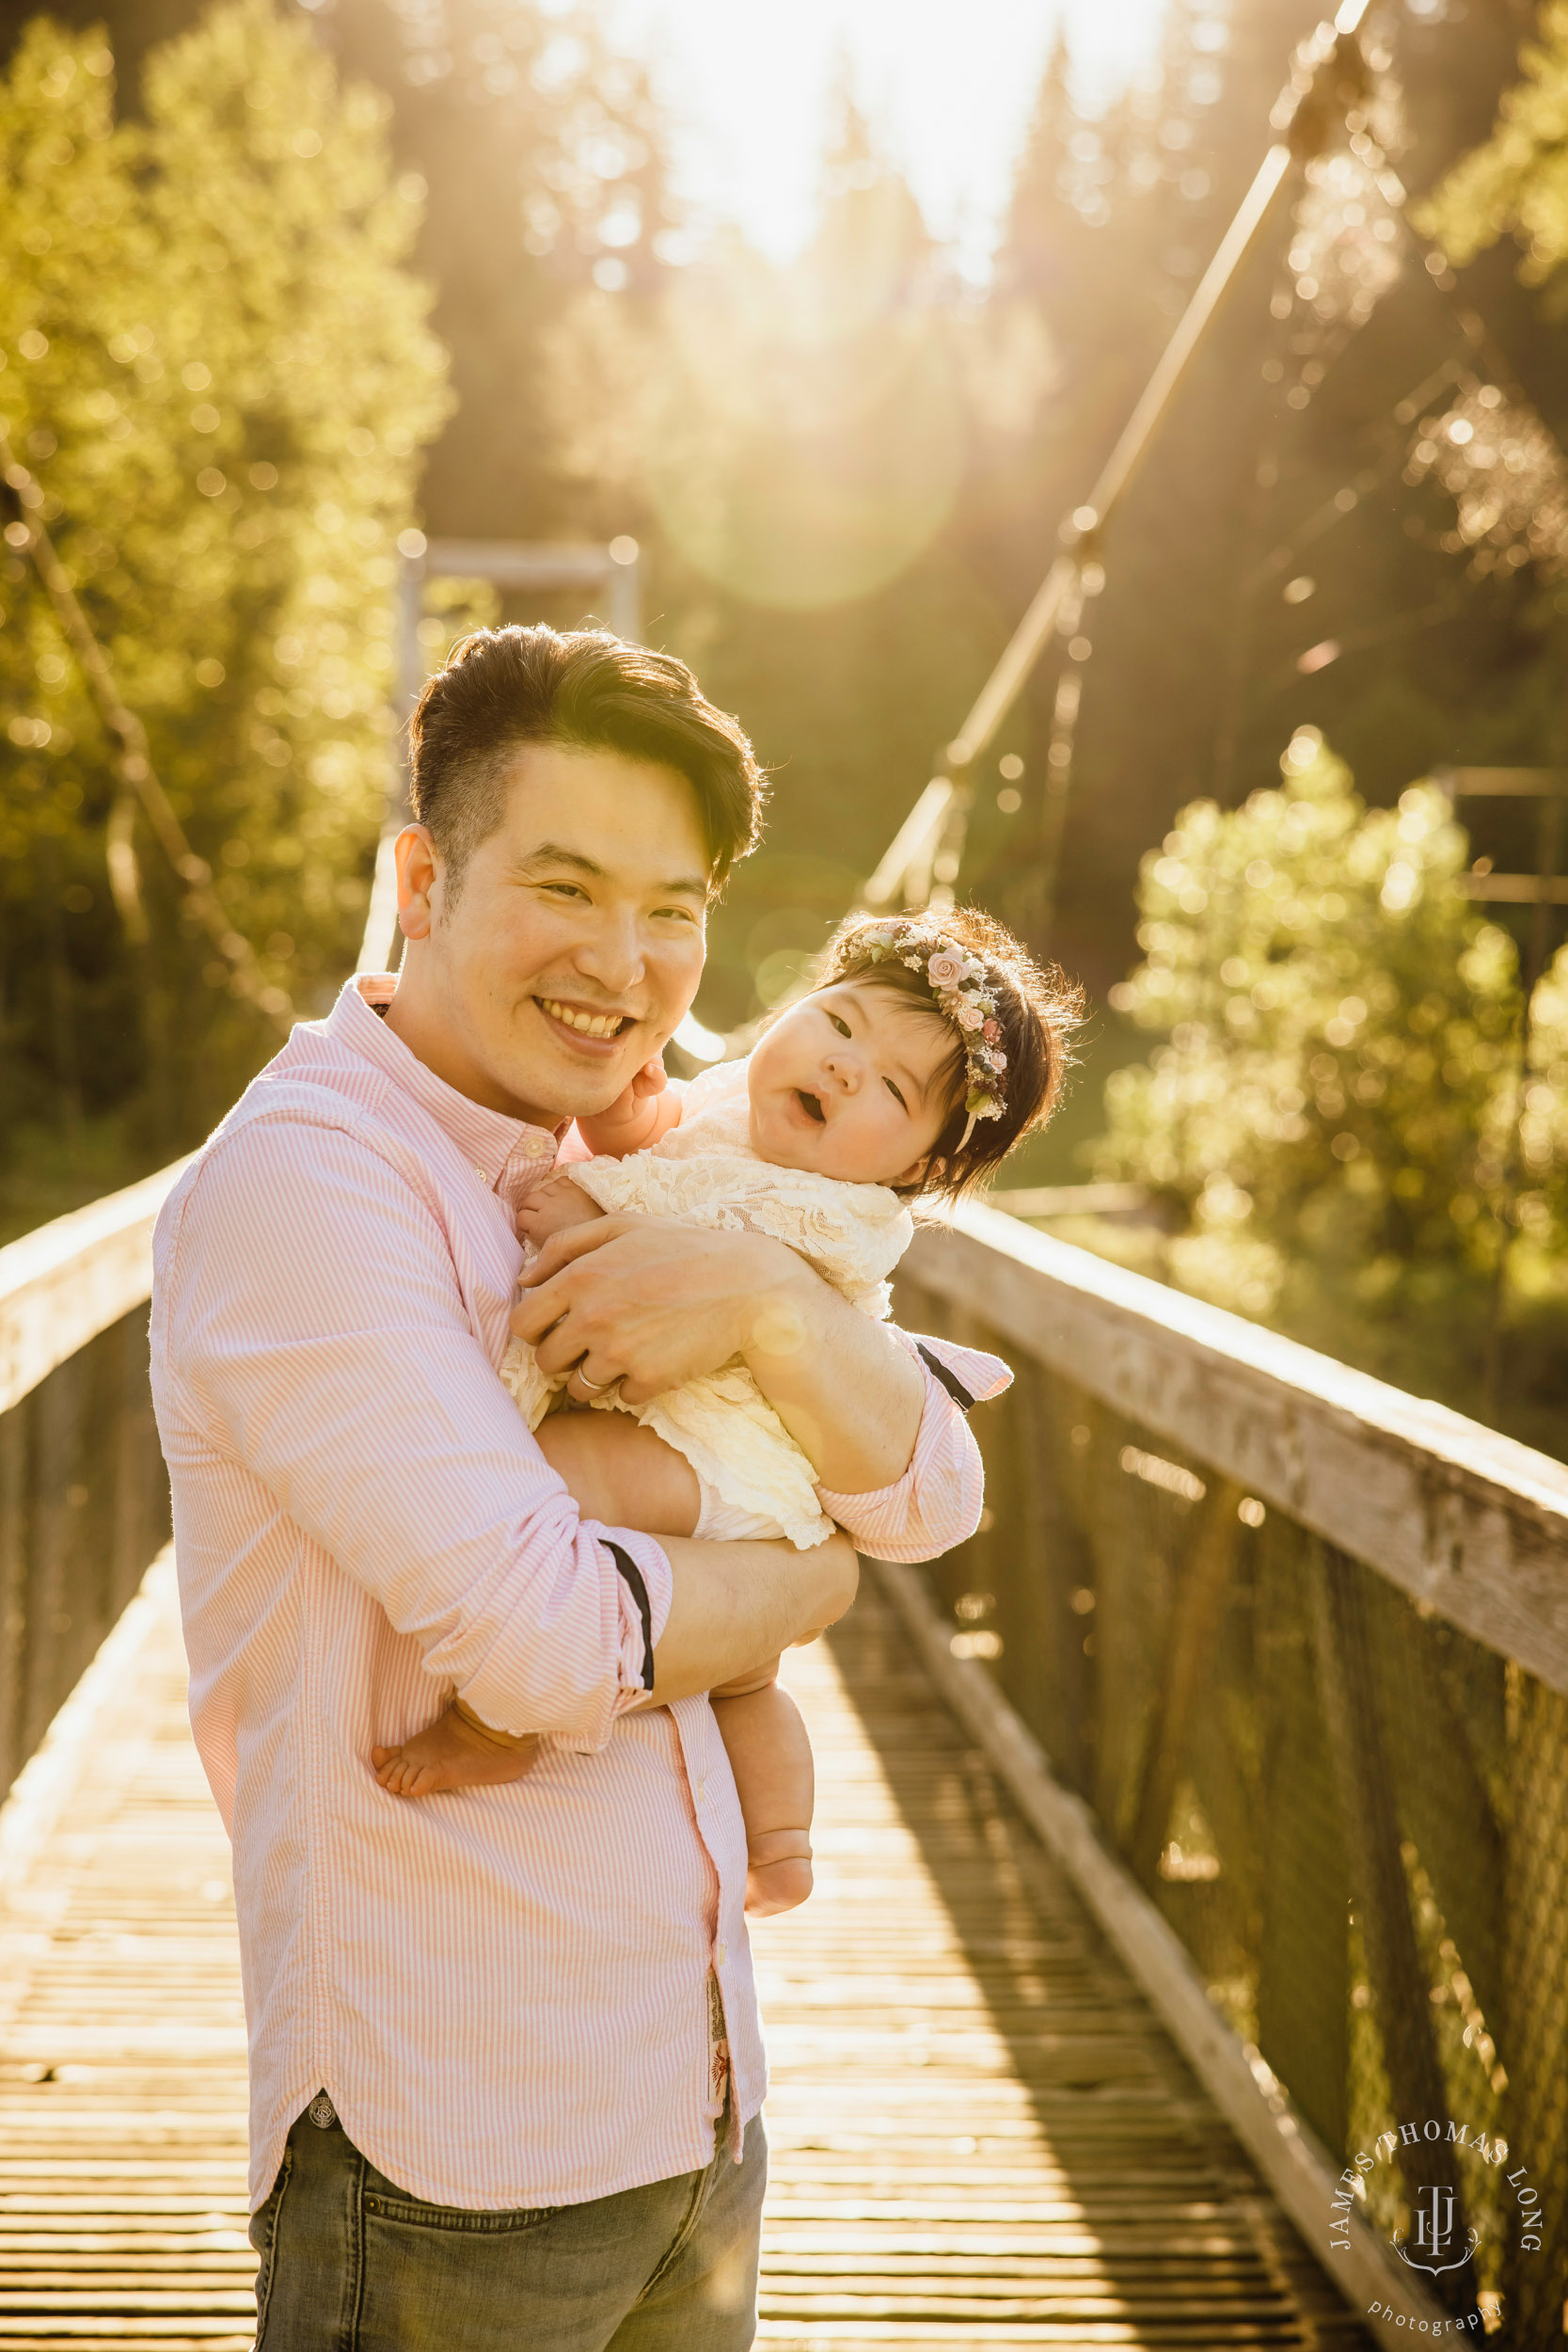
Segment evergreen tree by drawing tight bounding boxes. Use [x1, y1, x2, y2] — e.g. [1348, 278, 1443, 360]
[0, 0, 684, 549]
[0, 4, 447, 1220]
[316, 0, 681, 543]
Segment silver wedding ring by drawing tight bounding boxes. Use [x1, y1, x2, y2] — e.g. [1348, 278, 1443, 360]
[573, 1366, 613, 1395]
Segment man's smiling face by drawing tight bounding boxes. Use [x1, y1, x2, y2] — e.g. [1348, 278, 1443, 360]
[387, 740, 710, 1127]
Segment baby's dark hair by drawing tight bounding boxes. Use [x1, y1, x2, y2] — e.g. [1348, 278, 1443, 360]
[814, 907, 1083, 1201]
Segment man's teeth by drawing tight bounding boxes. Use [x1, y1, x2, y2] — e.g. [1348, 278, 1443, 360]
[540, 997, 626, 1040]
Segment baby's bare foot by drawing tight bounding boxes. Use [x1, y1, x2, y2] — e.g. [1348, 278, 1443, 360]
[372, 1704, 539, 1799]
[745, 1828, 814, 1916]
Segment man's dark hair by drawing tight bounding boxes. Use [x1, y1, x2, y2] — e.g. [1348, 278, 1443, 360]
[408, 626, 767, 891]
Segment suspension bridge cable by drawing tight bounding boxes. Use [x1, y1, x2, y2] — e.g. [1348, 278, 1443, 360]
[861, 1, 1376, 918]
[0, 429, 293, 1039]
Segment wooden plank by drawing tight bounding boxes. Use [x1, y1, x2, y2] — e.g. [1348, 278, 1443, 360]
[868, 1554, 1444, 2350]
[0, 1555, 250, 2352]
[906, 1205, 1568, 1692]
[0, 1163, 189, 1414]
[0, 1553, 1376, 2346]
[752, 1590, 1373, 2350]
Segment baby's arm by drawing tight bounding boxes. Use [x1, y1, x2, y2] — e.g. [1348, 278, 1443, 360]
[517, 1057, 684, 1244]
[575, 1055, 684, 1158]
[516, 1170, 607, 1248]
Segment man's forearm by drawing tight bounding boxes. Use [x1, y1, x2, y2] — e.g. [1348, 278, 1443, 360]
[642, 1531, 858, 1704]
[741, 1265, 927, 1493]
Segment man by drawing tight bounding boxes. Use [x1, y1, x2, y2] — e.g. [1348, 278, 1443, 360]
[151, 626, 1001, 2349]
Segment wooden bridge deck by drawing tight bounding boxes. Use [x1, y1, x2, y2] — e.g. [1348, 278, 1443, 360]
[0, 1555, 1371, 2350]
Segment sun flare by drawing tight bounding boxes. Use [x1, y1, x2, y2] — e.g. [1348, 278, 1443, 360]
[603, 0, 1170, 275]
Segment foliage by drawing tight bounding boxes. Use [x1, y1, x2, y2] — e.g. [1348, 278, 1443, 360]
[1092, 734, 1523, 1369]
[1418, 0, 1568, 294]
[6, 0, 1568, 1263]
[0, 3, 447, 1193]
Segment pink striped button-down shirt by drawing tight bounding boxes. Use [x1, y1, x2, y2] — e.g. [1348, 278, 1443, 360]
[150, 976, 1009, 2214]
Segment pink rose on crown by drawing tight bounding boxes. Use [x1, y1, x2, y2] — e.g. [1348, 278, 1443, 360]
[927, 951, 965, 987]
[955, 1002, 985, 1031]
[982, 1019, 1000, 1041]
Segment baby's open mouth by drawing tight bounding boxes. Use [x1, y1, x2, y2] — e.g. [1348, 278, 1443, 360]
[537, 996, 629, 1041]
[796, 1089, 826, 1122]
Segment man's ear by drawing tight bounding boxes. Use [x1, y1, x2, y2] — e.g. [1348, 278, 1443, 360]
[394, 823, 440, 942]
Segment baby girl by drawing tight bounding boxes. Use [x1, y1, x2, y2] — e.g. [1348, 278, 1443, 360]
[375, 906, 1078, 1913]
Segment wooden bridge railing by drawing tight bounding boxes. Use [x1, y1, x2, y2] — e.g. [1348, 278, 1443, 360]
[4, 1171, 1566, 2342]
[0, 1162, 184, 1804]
[889, 1201, 1568, 2345]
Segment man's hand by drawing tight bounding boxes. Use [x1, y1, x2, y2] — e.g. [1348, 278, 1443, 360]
[513, 1215, 926, 1490]
[513, 1216, 805, 1407]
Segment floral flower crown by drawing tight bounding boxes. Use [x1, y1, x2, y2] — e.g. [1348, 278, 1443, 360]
[852, 920, 1008, 1148]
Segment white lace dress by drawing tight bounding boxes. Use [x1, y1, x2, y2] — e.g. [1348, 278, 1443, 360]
[499, 1057, 913, 1548]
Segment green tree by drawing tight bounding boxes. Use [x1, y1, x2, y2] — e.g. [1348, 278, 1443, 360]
[1092, 732, 1522, 1399]
[1418, 0, 1568, 294]
[0, 4, 447, 1221]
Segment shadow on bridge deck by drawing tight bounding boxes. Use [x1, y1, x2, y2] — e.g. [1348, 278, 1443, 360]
[0, 1555, 1372, 2349]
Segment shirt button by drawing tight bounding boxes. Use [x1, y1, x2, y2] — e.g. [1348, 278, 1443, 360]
[474, 1165, 487, 1184]
[717, 1942, 727, 1966]
[695, 1779, 705, 1803]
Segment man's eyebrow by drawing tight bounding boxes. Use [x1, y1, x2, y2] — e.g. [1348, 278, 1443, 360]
[516, 843, 709, 898]
[516, 842, 605, 878]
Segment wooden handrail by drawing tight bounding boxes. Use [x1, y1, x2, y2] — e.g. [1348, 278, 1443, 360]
[0, 1159, 190, 1416]
[909, 1202, 1568, 1695]
[8, 1163, 1568, 1693]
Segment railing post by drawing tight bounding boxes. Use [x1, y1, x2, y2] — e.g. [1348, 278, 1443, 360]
[1500, 1675, 1568, 2341]
[1127, 1479, 1243, 1885]
[1310, 1541, 1480, 2322]
[0, 1402, 24, 1797]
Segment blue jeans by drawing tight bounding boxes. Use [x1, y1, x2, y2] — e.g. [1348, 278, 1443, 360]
[249, 2095, 767, 2351]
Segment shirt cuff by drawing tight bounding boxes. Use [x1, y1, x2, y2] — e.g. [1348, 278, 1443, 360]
[598, 1524, 673, 1706]
[816, 1327, 1011, 1561]
[537, 1525, 673, 1758]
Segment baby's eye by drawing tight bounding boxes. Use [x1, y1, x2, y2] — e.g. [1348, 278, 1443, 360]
[884, 1076, 907, 1110]
[827, 1011, 851, 1038]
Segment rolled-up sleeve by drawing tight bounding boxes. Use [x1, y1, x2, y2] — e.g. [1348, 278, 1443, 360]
[158, 1110, 670, 1749]
[816, 1327, 1012, 1562]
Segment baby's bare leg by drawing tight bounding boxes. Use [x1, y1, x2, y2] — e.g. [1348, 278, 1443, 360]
[535, 1407, 702, 1537]
[372, 1701, 539, 1799]
[710, 1680, 815, 1916]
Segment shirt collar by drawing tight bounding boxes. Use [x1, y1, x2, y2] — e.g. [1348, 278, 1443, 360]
[329, 976, 562, 1194]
